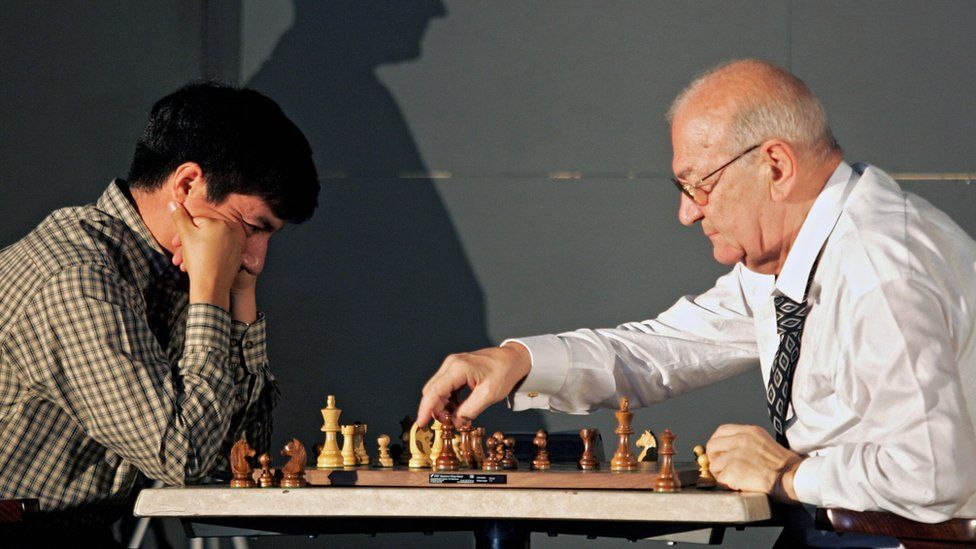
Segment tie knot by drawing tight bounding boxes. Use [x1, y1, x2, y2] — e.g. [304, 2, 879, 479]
[774, 295, 809, 336]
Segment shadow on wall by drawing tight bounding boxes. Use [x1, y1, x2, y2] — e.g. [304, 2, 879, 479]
[249, 0, 543, 448]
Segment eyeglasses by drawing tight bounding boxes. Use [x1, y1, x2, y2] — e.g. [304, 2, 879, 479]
[671, 144, 761, 205]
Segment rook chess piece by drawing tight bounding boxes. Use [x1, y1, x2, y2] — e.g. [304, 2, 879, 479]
[317, 395, 343, 468]
[258, 453, 275, 487]
[434, 413, 460, 471]
[693, 444, 717, 489]
[578, 429, 599, 470]
[611, 397, 638, 471]
[636, 429, 658, 462]
[377, 434, 394, 467]
[653, 428, 681, 492]
[230, 438, 256, 488]
[280, 438, 307, 488]
[532, 429, 551, 470]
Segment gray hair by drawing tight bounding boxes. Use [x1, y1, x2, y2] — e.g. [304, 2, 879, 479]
[667, 59, 841, 159]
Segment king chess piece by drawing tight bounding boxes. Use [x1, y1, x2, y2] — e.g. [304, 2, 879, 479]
[610, 397, 637, 471]
[317, 395, 343, 468]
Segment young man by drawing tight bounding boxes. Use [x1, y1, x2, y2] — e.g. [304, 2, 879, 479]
[0, 83, 319, 542]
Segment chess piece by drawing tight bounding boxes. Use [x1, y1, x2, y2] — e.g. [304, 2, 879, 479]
[341, 425, 357, 466]
[434, 413, 460, 471]
[280, 438, 307, 488]
[636, 429, 658, 462]
[397, 415, 413, 465]
[408, 422, 432, 468]
[578, 428, 599, 470]
[532, 429, 551, 470]
[653, 428, 681, 492]
[471, 427, 486, 469]
[482, 435, 502, 471]
[230, 438, 256, 488]
[501, 437, 518, 470]
[456, 425, 474, 468]
[429, 419, 444, 463]
[354, 423, 369, 465]
[377, 434, 394, 467]
[258, 453, 276, 487]
[693, 444, 717, 489]
[611, 397, 637, 471]
[317, 395, 343, 468]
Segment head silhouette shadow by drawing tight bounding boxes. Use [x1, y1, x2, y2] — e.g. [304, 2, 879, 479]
[248, 0, 544, 449]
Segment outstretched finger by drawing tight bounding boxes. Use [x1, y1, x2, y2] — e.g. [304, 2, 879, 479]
[454, 383, 496, 426]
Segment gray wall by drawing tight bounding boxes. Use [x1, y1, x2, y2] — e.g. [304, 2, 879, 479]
[2, 1, 975, 548]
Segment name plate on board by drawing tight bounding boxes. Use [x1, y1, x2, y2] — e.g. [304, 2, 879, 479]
[429, 473, 506, 485]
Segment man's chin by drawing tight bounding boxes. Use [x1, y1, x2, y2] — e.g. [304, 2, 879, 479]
[712, 246, 744, 267]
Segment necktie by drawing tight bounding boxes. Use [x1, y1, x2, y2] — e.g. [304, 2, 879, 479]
[767, 293, 811, 448]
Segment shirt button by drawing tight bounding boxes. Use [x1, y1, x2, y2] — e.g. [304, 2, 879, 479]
[528, 391, 539, 398]
[244, 341, 254, 349]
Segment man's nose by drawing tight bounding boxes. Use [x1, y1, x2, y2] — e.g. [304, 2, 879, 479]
[678, 193, 704, 226]
[242, 236, 269, 275]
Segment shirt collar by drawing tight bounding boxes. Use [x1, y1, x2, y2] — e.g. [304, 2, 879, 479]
[774, 161, 858, 302]
[96, 179, 177, 285]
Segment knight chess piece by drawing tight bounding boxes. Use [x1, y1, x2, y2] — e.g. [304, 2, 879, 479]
[578, 428, 599, 470]
[317, 395, 343, 468]
[397, 415, 413, 465]
[636, 429, 658, 462]
[408, 422, 432, 469]
[434, 413, 460, 471]
[611, 397, 637, 471]
[693, 444, 717, 489]
[654, 429, 680, 492]
[230, 438, 256, 488]
[280, 438, 307, 488]
[354, 423, 369, 465]
[257, 453, 275, 487]
[532, 429, 551, 470]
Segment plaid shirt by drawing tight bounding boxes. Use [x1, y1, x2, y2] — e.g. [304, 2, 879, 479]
[0, 180, 278, 526]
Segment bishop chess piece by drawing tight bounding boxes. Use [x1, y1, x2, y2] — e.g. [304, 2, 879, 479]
[280, 438, 307, 488]
[532, 429, 551, 470]
[230, 438, 256, 488]
[578, 428, 599, 470]
[693, 444, 717, 489]
[610, 397, 638, 471]
[377, 434, 394, 467]
[653, 428, 681, 492]
[317, 395, 343, 468]
[429, 419, 444, 463]
[257, 453, 276, 487]
[482, 434, 502, 471]
[434, 413, 460, 471]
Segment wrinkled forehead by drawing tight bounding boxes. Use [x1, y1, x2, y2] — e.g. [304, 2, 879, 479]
[670, 112, 733, 180]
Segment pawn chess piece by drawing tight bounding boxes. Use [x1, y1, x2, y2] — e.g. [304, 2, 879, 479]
[636, 429, 658, 462]
[408, 422, 432, 469]
[693, 444, 717, 489]
[434, 414, 460, 471]
[317, 395, 343, 468]
[532, 429, 551, 470]
[258, 453, 276, 487]
[341, 425, 358, 466]
[482, 435, 502, 471]
[611, 397, 638, 471]
[280, 438, 307, 488]
[578, 428, 599, 470]
[429, 419, 444, 463]
[377, 434, 394, 467]
[501, 437, 518, 470]
[471, 427, 486, 469]
[230, 438, 256, 488]
[653, 428, 681, 492]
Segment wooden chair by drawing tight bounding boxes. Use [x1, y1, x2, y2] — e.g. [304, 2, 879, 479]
[816, 508, 976, 548]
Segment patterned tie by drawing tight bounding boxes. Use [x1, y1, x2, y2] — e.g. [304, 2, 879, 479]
[767, 293, 811, 448]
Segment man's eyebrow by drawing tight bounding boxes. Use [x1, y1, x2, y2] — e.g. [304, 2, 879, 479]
[251, 216, 283, 232]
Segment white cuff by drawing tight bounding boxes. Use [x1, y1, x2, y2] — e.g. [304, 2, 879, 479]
[503, 335, 570, 411]
[793, 456, 825, 507]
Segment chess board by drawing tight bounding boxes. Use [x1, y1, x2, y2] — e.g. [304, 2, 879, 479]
[262, 461, 702, 490]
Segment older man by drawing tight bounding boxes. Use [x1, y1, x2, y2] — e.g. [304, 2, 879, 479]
[416, 60, 976, 544]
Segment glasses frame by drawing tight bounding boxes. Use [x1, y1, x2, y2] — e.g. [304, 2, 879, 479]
[671, 143, 761, 205]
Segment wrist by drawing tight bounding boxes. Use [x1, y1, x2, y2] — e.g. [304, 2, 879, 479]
[501, 341, 532, 380]
[774, 457, 803, 502]
[189, 282, 230, 311]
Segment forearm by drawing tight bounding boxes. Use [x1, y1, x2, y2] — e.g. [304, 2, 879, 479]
[230, 286, 258, 324]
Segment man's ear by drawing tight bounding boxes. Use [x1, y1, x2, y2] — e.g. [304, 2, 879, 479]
[166, 162, 205, 203]
[763, 140, 797, 202]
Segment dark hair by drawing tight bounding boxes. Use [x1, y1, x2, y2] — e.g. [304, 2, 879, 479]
[127, 82, 319, 223]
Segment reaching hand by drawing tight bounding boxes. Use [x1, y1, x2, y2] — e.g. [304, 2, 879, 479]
[416, 343, 532, 428]
[169, 200, 244, 310]
[706, 423, 803, 501]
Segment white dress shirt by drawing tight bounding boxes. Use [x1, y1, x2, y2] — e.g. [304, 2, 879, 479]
[508, 162, 976, 523]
